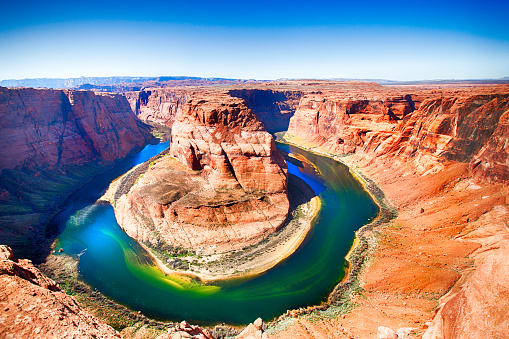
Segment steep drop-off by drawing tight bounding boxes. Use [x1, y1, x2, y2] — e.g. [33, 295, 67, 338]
[287, 86, 509, 182]
[277, 84, 509, 339]
[228, 88, 302, 132]
[112, 94, 289, 256]
[0, 87, 152, 259]
[125, 88, 191, 127]
[0, 245, 121, 338]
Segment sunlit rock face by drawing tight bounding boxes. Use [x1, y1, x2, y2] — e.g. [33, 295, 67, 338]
[0, 245, 120, 338]
[287, 85, 509, 182]
[115, 94, 289, 255]
[124, 88, 191, 127]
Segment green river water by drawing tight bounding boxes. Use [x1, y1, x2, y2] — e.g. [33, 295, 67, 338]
[54, 141, 378, 325]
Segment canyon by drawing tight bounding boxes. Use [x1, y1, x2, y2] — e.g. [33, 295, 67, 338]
[0, 87, 152, 260]
[1, 80, 508, 338]
[110, 93, 290, 263]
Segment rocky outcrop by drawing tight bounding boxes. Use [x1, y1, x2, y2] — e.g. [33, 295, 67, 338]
[236, 318, 270, 339]
[155, 320, 215, 339]
[125, 88, 190, 127]
[423, 242, 509, 339]
[0, 245, 120, 338]
[113, 94, 289, 255]
[0, 87, 151, 169]
[286, 90, 422, 155]
[170, 95, 288, 191]
[277, 83, 509, 339]
[0, 87, 152, 259]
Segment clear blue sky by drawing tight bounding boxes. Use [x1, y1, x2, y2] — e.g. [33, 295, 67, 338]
[1, 0, 508, 81]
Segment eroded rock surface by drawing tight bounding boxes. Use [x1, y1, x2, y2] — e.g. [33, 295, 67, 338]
[0, 245, 120, 338]
[114, 94, 289, 255]
[125, 88, 191, 127]
[287, 85, 509, 182]
[273, 83, 509, 339]
[0, 87, 152, 259]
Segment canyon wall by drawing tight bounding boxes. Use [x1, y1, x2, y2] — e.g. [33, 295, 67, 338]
[113, 94, 289, 255]
[279, 84, 509, 339]
[125, 87, 302, 132]
[125, 88, 191, 127]
[286, 86, 509, 182]
[228, 89, 302, 132]
[0, 87, 152, 259]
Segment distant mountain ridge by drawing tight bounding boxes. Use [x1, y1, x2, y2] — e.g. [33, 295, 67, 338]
[1, 76, 508, 90]
[0, 76, 252, 89]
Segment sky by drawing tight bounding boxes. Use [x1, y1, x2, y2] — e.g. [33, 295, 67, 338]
[1, 0, 508, 81]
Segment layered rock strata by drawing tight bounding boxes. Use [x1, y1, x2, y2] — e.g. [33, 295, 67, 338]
[125, 88, 191, 127]
[275, 84, 509, 339]
[286, 90, 422, 155]
[0, 245, 120, 338]
[0, 86, 152, 259]
[228, 89, 302, 132]
[114, 94, 289, 255]
[287, 86, 509, 182]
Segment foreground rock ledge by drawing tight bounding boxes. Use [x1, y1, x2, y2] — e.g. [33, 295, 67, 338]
[0, 245, 120, 338]
[113, 94, 290, 257]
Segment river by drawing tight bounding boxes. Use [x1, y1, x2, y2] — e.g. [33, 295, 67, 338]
[53, 140, 378, 325]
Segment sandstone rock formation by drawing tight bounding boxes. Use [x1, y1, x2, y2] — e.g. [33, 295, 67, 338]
[170, 94, 288, 191]
[286, 87, 422, 155]
[0, 86, 152, 259]
[0, 245, 120, 338]
[0, 87, 151, 169]
[228, 89, 302, 132]
[272, 83, 509, 339]
[113, 94, 289, 255]
[155, 320, 216, 339]
[286, 85, 509, 182]
[125, 88, 190, 127]
[422, 227, 509, 339]
[236, 318, 270, 339]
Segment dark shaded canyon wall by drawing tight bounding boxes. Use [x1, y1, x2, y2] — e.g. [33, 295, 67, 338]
[0, 87, 152, 259]
[124, 89, 190, 127]
[287, 87, 509, 183]
[228, 89, 302, 132]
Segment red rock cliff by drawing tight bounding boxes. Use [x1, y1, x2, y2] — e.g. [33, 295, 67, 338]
[0, 87, 152, 260]
[113, 94, 289, 255]
[170, 94, 288, 191]
[0, 245, 120, 338]
[0, 87, 151, 169]
[287, 86, 509, 182]
[228, 89, 302, 132]
[125, 88, 190, 127]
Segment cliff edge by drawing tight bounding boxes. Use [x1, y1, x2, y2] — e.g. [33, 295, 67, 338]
[0, 87, 152, 260]
[112, 94, 290, 259]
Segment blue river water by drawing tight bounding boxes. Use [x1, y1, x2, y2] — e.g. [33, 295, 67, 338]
[53, 140, 378, 325]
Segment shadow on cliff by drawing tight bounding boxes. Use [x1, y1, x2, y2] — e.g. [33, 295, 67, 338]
[287, 174, 317, 214]
[280, 148, 319, 213]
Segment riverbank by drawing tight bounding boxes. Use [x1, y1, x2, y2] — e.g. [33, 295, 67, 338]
[103, 169, 321, 282]
[270, 134, 509, 338]
[267, 136, 397, 322]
